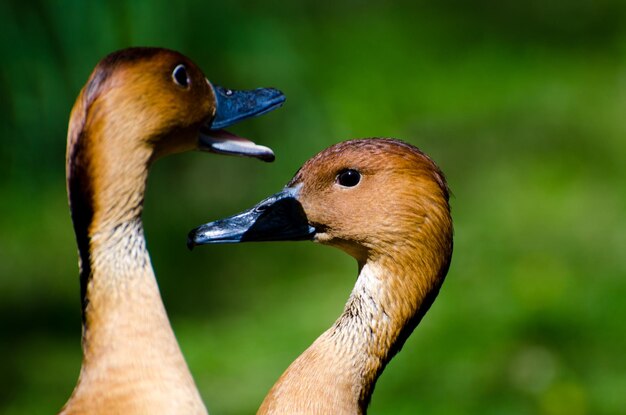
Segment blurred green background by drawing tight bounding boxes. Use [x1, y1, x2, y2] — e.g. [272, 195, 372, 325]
[1, 0, 625, 414]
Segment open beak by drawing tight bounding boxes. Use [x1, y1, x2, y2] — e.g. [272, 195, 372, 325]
[198, 85, 285, 162]
[187, 186, 316, 249]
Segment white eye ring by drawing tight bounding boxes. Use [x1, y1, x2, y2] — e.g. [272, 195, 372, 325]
[172, 64, 190, 88]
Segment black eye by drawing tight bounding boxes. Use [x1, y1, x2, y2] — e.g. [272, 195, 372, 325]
[172, 64, 189, 88]
[337, 169, 361, 187]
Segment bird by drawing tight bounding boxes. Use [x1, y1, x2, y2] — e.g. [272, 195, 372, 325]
[61, 47, 284, 415]
[189, 138, 454, 415]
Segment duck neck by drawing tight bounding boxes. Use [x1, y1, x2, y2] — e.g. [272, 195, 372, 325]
[258, 252, 449, 415]
[68, 134, 153, 319]
[65, 135, 206, 413]
[332, 257, 444, 409]
[80, 180, 156, 357]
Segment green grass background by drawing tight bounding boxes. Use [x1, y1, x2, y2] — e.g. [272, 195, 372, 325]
[1, 1, 625, 414]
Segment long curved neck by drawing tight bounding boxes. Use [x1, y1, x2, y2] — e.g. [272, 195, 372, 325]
[68, 132, 151, 315]
[258, 251, 449, 415]
[62, 131, 207, 414]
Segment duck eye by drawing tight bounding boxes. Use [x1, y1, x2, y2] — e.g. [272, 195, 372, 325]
[172, 64, 189, 88]
[337, 169, 361, 187]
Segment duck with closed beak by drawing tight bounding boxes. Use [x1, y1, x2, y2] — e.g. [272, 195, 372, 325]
[189, 138, 453, 415]
[62, 47, 284, 414]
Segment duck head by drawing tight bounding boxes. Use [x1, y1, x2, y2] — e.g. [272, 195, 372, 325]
[68, 47, 283, 166]
[189, 138, 452, 267]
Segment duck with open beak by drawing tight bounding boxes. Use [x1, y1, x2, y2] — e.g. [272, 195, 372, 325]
[200, 84, 284, 161]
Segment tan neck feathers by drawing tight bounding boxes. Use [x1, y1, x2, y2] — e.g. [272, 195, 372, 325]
[63, 122, 207, 415]
[257, 253, 447, 415]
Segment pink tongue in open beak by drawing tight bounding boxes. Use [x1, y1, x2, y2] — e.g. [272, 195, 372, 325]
[199, 129, 275, 162]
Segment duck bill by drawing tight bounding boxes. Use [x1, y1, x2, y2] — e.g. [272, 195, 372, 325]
[199, 129, 275, 162]
[210, 85, 285, 129]
[198, 85, 285, 162]
[188, 186, 315, 248]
